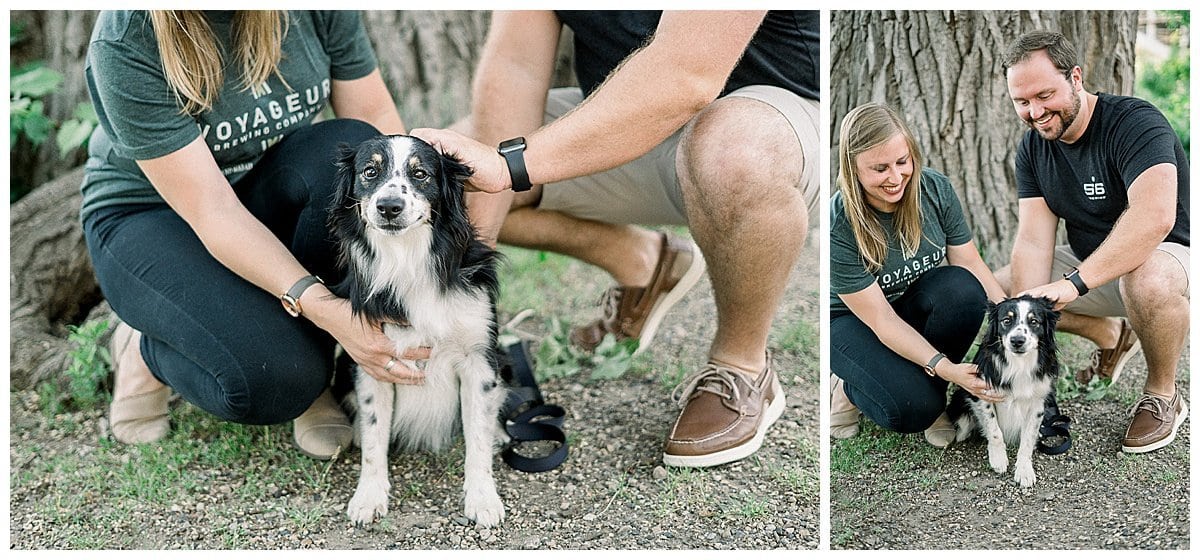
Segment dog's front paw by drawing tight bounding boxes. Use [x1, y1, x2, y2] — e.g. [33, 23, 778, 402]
[463, 488, 505, 528]
[987, 447, 1009, 474]
[1013, 461, 1036, 487]
[347, 481, 389, 526]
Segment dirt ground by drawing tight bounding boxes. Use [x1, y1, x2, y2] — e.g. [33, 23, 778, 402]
[830, 348, 1191, 550]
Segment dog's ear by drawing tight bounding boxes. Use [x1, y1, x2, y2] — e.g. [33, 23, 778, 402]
[436, 150, 474, 194]
[331, 142, 360, 209]
[1040, 297, 1061, 333]
[436, 150, 474, 224]
[984, 300, 1002, 342]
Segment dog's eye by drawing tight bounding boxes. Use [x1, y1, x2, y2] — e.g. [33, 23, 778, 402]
[363, 167, 378, 180]
[1000, 317, 1012, 326]
[412, 169, 429, 181]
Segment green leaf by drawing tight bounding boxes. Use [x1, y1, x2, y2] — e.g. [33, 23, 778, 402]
[11, 65, 63, 98]
[590, 352, 632, 380]
[19, 110, 53, 145]
[10, 96, 31, 113]
[73, 101, 99, 123]
[57, 118, 96, 157]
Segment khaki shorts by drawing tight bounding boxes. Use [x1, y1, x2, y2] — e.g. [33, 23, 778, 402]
[537, 85, 820, 226]
[1051, 242, 1191, 317]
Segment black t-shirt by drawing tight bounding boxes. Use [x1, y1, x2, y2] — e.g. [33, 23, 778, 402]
[554, 10, 819, 101]
[1016, 93, 1189, 259]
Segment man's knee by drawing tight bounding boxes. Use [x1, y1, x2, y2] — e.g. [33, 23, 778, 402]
[1120, 250, 1189, 311]
[676, 97, 803, 220]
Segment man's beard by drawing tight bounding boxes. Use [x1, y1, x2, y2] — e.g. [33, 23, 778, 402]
[1026, 87, 1081, 141]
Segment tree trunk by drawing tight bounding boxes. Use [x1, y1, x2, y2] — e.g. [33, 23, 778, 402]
[9, 167, 108, 391]
[830, 10, 1138, 267]
[362, 11, 576, 129]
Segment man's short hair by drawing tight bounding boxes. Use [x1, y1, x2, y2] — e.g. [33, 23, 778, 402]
[1001, 30, 1079, 78]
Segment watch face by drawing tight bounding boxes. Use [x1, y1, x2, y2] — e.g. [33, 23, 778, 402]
[498, 138, 526, 153]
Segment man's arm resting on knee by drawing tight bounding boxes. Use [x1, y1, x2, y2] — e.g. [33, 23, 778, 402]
[1021, 163, 1178, 306]
[1074, 163, 1178, 286]
[414, 11, 766, 193]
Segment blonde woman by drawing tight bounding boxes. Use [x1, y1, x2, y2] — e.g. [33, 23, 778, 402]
[82, 11, 422, 459]
[829, 103, 1006, 446]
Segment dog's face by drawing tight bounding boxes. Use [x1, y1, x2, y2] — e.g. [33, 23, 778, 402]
[333, 135, 470, 236]
[990, 296, 1058, 355]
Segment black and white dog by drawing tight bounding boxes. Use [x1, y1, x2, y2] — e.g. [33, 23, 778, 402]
[948, 295, 1060, 487]
[329, 135, 506, 527]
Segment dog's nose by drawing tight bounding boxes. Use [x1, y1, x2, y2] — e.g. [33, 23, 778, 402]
[376, 197, 406, 220]
[1010, 334, 1026, 349]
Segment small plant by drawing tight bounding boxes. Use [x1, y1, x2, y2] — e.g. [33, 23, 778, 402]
[533, 317, 638, 381]
[63, 319, 113, 409]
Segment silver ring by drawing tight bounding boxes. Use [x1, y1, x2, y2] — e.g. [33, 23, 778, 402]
[384, 358, 396, 372]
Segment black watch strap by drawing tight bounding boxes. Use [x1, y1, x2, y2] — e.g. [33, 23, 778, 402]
[498, 137, 532, 192]
[281, 275, 323, 318]
[923, 352, 945, 377]
[1063, 268, 1089, 297]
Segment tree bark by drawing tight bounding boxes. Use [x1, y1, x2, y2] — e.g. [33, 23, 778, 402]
[362, 11, 576, 129]
[830, 10, 1138, 267]
[9, 167, 107, 391]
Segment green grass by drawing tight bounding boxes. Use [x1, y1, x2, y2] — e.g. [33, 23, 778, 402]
[774, 317, 818, 361]
[495, 245, 587, 315]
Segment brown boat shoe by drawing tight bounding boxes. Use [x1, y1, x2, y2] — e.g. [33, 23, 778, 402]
[1076, 318, 1142, 384]
[1121, 389, 1188, 453]
[662, 358, 785, 468]
[570, 232, 706, 356]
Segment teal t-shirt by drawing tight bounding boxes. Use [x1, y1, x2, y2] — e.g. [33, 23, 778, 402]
[80, 10, 378, 221]
[829, 168, 973, 315]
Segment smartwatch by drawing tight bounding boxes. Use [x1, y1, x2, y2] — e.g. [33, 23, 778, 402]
[1063, 267, 1089, 297]
[923, 352, 946, 377]
[498, 137, 533, 192]
[281, 275, 323, 318]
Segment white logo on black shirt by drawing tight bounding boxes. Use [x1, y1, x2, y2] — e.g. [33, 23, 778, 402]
[1083, 176, 1107, 200]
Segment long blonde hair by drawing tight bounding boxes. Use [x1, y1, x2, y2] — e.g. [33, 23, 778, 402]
[836, 103, 924, 272]
[149, 10, 289, 115]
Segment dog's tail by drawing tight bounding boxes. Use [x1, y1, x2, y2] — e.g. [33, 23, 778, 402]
[946, 388, 976, 443]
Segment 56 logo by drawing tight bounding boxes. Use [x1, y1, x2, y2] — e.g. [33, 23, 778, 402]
[1083, 176, 1106, 199]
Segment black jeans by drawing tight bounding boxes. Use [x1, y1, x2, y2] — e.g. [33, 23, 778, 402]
[83, 119, 378, 425]
[830, 265, 987, 433]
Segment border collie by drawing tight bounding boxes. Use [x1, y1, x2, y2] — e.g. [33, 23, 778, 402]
[329, 135, 506, 527]
[948, 295, 1060, 487]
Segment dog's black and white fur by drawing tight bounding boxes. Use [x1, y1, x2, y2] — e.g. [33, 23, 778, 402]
[329, 135, 506, 527]
[947, 295, 1060, 487]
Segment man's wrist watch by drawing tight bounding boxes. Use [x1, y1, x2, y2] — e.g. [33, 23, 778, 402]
[923, 352, 946, 377]
[281, 275, 323, 318]
[497, 137, 532, 192]
[1063, 267, 1089, 297]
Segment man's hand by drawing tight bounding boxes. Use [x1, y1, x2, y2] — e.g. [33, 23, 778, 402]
[411, 128, 511, 193]
[1019, 279, 1077, 311]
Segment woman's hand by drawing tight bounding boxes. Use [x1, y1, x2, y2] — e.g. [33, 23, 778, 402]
[936, 361, 1004, 403]
[303, 289, 430, 385]
[410, 128, 511, 193]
